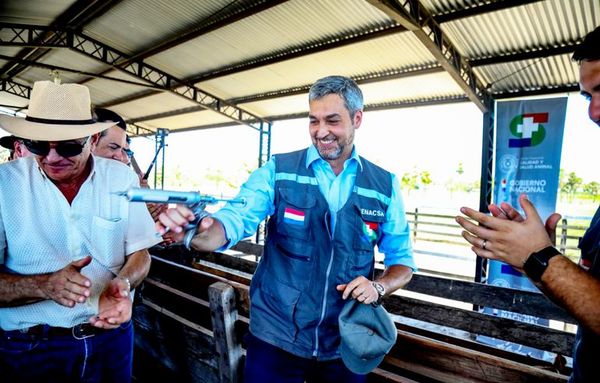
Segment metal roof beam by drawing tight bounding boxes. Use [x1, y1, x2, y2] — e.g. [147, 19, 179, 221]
[434, 0, 544, 24]
[95, 23, 407, 108]
[366, 0, 490, 112]
[0, 79, 31, 99]
[187, 24, 406, 83]
[493, 84, 580, 99]
[126, 66, 444, 124]
[469, 44, 580, 67]
[80, 0, 289, 85]
[126, 0, 289, 63]
[0, 0, 123, 79]
[0, 23, 270, 130]
[229, 65, 444, 104]
[169, 95, 471, 131]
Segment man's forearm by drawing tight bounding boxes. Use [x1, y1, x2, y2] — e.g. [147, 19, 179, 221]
[119, 250, 151, 289]
[0, 272, 47, 307]
[376, 264, 413, 297]
[541, 255, 600, 334]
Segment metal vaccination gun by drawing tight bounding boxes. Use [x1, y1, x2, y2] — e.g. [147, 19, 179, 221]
[119, 187, 247, 249]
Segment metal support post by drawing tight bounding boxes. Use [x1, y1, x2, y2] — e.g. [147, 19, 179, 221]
[475, 98, 495, 288]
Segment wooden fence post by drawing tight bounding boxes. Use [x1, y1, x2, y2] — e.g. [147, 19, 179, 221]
[559, 218, 568, 255]
[413, 207, 419, 243]
[209, 282, 242, 383]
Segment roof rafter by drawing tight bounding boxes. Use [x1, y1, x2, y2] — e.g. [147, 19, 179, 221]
[161, 94, 471, 133]
[0, 78, 31, 100]
[469, 43, 580, 67]
[80, 0, 289, 85]
[96, 23, 407, 107]
[95, 0, 535, 111]
[0, 0, 123, 79]
[127, 66, 444, 124]
[366, 0, 490, 112]
[434, 0, 543, 24]
[0, 22, 270, 130]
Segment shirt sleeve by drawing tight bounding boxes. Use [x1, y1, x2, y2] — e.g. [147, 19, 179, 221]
[124, 172, 162, 254]
[0, 199, 5, 265]
[212, 157, 276, 249]
[378, 173, 417, 270]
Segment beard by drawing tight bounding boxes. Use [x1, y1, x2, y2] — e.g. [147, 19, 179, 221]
[314, 129, 354, 161]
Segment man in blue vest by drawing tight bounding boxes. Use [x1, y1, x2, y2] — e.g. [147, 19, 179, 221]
[456, 26, 600, 383]
[157, 75, 416, 382]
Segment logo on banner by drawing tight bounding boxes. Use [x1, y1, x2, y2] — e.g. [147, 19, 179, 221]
[508, 113, 549, 148]
[283, 207, 305, 225]
[361, 221, 379, 244]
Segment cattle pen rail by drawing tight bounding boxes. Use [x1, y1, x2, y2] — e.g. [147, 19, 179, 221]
[407, 209, 589, 258]
[132, 242, 576, 383]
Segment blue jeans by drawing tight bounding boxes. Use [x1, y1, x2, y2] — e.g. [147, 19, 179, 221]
[243, 333, 367, 383]
[0, 321, 133, 383]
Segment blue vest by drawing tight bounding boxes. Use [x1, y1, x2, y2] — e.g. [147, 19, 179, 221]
[249, 149, 392, 360]
[570, 206, 600, 383]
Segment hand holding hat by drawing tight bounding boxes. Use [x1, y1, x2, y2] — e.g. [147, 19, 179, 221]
[338, 298, 397, 375]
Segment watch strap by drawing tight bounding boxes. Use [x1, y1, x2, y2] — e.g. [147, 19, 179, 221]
[523, 246, 561, 282]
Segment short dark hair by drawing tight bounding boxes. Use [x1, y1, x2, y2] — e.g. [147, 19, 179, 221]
[572, 26, 600, 62]
[309, 75, 363, 118]
[94, 108, 126, 130]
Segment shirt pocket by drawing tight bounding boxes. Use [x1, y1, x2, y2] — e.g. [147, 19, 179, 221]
[90, 215, 125, 273]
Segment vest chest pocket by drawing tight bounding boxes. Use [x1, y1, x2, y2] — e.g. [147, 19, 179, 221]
[349, 205, 386, 274]
[276, 188, 316, 241]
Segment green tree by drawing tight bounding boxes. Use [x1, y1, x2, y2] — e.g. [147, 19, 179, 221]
[583, 181, 599, 202]
[401, 169, 432, 193]
[561, 172, 583, 200]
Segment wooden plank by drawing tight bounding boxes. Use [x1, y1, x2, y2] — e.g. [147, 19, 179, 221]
[133, 302, 219, 382]
[402, 273, 574, 323]
[178, 249, 573, 323]
[383, 329, 567, 383]
[384, 295, 574, 356]
[148, 255, 251, 315]
[209, 282, 243, 383]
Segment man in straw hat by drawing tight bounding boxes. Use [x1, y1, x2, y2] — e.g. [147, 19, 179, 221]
[0, 80, 161, 382]
[0, 134, 32, 160]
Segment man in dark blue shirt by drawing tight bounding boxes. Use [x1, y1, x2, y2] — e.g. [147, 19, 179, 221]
[456, 26, 600, 383]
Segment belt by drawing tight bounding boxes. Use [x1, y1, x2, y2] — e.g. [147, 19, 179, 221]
[7, 323, 103, 340]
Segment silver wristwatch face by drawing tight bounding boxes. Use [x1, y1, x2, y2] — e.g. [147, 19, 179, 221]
[373, 282, 385, 297]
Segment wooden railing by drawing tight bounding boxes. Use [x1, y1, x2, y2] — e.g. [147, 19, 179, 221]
[407, 209, 589, 259]
[132, 244, 576, 383]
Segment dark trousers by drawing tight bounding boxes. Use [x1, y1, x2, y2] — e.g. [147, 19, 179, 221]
[0, 321, 133, 383]
[243, 332, 367, 383]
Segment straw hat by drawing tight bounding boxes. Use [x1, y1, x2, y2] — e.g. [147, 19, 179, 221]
[0, 81, 116, 141]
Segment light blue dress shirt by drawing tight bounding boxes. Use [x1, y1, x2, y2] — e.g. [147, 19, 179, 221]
[213, 145, 416, 270]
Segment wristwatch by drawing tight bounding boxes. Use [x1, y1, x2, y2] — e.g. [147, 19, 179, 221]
[372, 281, 386, 304]
[523, 246, 561, 282]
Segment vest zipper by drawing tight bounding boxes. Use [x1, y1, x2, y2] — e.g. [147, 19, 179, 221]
[313, 211, 334, 357]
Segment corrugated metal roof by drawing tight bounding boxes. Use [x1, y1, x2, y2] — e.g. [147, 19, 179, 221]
[0, 0, 596, 134]
[0, 0, 72, 25]
[442, 0, 599, 58]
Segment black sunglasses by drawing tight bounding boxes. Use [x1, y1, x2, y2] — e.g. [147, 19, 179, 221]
[24, 137, 90, 158]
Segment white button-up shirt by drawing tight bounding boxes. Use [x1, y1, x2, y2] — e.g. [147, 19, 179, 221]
[0, 156, 160, 330]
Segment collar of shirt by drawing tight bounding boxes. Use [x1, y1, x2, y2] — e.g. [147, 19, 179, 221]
[304, 144, 362, 221]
